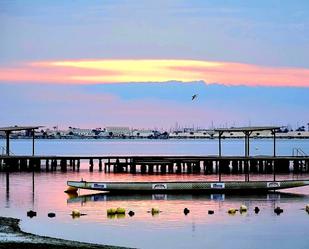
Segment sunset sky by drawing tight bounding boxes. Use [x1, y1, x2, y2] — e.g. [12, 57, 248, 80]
[1, 0, 309, 129]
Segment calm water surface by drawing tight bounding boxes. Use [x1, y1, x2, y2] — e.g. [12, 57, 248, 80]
[1, 139, 309, 249]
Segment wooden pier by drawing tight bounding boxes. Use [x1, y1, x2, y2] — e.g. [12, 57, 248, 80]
[0, 125, 308, 176]
[0, 155, 309, 176]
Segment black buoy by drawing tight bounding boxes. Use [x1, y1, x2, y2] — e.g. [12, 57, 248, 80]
[254, 207, 260, 214]
[48, 212, 56, 218]
[208, 210, 214, 215]
[27, 210, 37, 218]
[274, 207, 283, 215]
[128, 211, 135, 217]
[184, 208, 190, 215]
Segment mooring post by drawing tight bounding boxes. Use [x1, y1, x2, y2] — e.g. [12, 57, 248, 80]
[77, 159, 80, 171]
[89, 159, 94, 172]
[46, 159, 49, 171]
[32, 129, 35, 156]
[218, 160, 221, 182]
[5, 131, 10, 156]
[273, 160, 276, 181]
[273, 129, 276, 157]
[60, 159, 67, 172]
[72, 159, 76, 171]
[149, 164, 154, 174]
[141, 164, 146, 174]
[99, 159, 102, 171]
[218, 132, 223, 157]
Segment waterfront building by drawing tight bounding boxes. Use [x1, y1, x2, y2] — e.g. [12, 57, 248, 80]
[132, 129, 157, 138]
[105, 126, 131, 137]
[68, 128, 95, 137]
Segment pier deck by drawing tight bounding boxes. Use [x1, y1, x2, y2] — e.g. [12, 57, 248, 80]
[0, 155, 308, 175]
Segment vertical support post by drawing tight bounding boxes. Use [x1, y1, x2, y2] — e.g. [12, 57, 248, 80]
[244, 132, 248, 157]
[247, 131, 251, 157]
[32, 170, 35, 204]
[243, 131, 252, 157]
[273, 130, 276, 157]
[6, 131, 10, 156]
[273, 160, 276, 181]
[218, 132, 222, 157]
[32, 129, 35, 156]
[273, 129, 276, 182]
[218, 160, 221, 182]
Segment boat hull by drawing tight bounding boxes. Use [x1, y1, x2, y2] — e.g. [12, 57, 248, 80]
[67, 180, 309, 193]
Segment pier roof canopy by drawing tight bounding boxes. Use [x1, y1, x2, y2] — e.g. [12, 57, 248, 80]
[0, 126, 43, 132]
[214, 126, 281, 133]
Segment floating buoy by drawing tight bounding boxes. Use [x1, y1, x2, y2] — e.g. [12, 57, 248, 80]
[274, 207, 283, 215]
[228, 208, 237, 215]
[27, 210, 37, 218]
[128, 211, 135, 217]
[66, 192, 78, 199]
[208, 210, 214, 215]
[64, 186, 78, 194]
[254, 207, 260, 214]
[151, 208, 160, 215]
[107, 208, 117, 215]
[240, 205, 248, 213]
[71, 209, 81, 217]
[184, 208, 190, 215]
[116, 207, 126, 214]
[48, 212, 56, 218]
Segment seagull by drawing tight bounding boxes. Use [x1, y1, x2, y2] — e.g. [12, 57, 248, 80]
[192, 94, 198, 101]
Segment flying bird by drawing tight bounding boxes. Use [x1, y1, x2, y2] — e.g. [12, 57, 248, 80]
[192, 94, 198, 101]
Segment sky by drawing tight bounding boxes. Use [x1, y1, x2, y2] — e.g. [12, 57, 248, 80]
[0, 0, 309, 129]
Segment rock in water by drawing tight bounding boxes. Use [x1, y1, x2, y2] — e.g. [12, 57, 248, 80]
[27, 210, 37, 218]
[48, 213, 56, 218]
[274, 207, 283, 215]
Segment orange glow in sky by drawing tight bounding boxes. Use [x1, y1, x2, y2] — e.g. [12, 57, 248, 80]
[0, 59, 309, 87]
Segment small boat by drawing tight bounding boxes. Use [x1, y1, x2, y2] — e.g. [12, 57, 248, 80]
[67, 179, 309, 193]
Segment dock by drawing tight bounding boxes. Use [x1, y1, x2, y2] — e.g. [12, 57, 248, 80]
[0, 126, 308, 176]
[0, 155, 309, 176]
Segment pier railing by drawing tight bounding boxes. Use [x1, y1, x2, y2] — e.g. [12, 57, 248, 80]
[0, 146, 15, 156]
[292, 148, 308, 157]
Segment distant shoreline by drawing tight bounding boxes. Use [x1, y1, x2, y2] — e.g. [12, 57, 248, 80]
[0, 216, 131, 249]
[1, 136, 309, 140]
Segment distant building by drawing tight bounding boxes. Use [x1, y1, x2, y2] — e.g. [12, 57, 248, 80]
[68, 128, 94, 137]
[132, 129, 157, 138]
[105, 126, 131, 137]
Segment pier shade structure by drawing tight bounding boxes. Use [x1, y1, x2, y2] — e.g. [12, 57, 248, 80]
[0, 126, 42, 156]
[214, 126, 281, 157]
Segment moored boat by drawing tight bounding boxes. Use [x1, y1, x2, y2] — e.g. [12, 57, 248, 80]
[67, 179, 309, 193]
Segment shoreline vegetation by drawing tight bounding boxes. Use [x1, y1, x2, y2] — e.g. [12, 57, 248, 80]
[0, 216, 131, 249]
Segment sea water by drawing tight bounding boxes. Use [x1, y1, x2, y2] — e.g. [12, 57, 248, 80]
[0, 139, 309, 249]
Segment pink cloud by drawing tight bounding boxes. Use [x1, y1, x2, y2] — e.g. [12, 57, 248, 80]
[0, 59, 309, 87]
[169, 62, 309, 87]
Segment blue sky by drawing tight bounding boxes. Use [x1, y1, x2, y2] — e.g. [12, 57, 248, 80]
[0, 82, 308, 129]
[1, 0, 309, 66]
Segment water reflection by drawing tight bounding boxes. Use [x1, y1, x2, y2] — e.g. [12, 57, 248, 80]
[5, 172, 9, 207]
[4, 171, 36, 207]
[67, 192, 306, 205]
